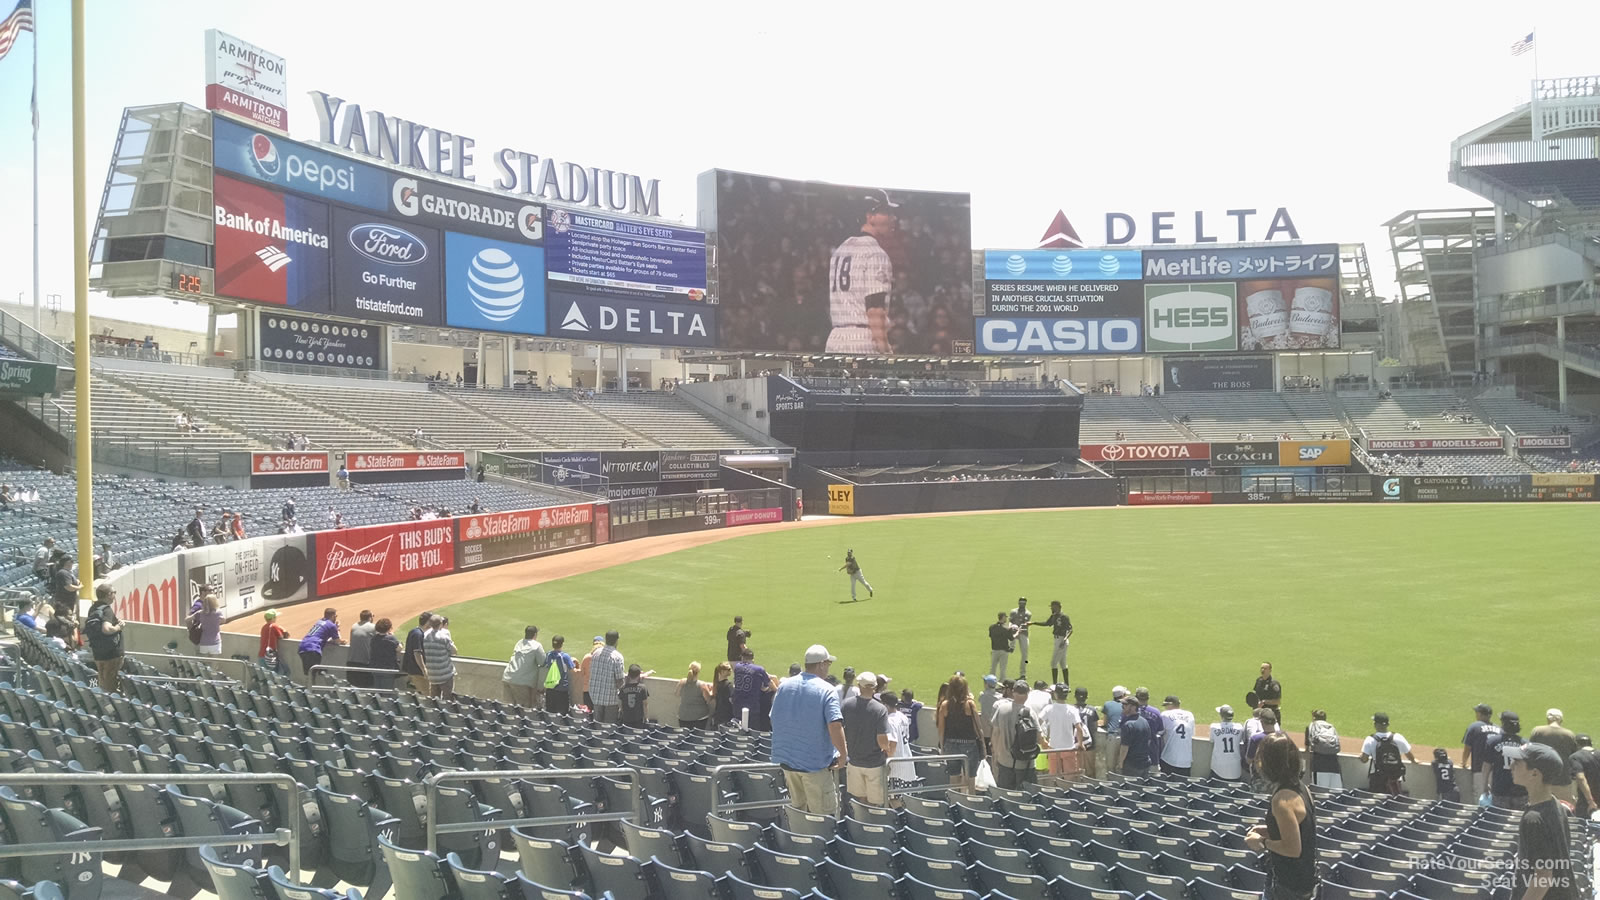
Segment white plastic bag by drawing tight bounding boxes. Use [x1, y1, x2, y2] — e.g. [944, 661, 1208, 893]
[974, 759, 996, 790]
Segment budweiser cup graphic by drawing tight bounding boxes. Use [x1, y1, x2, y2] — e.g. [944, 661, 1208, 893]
[1244, 289, 1289, 349]
[1290, 285, 1336, 346]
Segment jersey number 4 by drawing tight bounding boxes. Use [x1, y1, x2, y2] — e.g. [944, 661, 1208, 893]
[831, 255, 853, 292]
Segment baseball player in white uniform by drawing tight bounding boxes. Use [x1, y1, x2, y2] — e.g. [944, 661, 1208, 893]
[826, 190, 897, 354]
[1008, 598, 1032, 679]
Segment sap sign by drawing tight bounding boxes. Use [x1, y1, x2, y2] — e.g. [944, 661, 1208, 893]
[1143, 283, 1237, 352]
[213, 115, 387, 211]
[546, 292, 718, 348]
[444, 232, 546, 335]
[977, 318, 1142, 355]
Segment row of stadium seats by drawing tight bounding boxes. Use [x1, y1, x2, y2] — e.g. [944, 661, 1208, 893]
[4, 627, 1592, 900]
[1340, 394, 1498, 441]
[1157, 393, 1344, 442]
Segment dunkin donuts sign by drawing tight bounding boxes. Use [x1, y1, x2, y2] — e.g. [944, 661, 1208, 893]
[1081, 442, 1210, 463]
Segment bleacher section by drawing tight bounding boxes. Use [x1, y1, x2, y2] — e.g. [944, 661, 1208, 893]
[440, 389, 614, 449]
[1361, 452, 1534, 476]
[274, 381, 531, 450]
[1340, 392, 1501, 442]
[1471, 160, 1600, 207]
[1472, 396, 1590, 436]
[1078, 396, 1186, 443]
[585, 393, 753, 449]
[1520, 452, 1600, 473]
[1157, 393, 1347, 441]
[4, 628, 1590, 900]
[60, 376, 256, 460]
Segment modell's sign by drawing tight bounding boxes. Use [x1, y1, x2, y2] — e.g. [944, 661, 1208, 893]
[347, 451, 466, 470]
[1367, 437, 1504, 451]
[1080, 442, 1210, 463]
[252, 451, 330, 474]
[1515, 435, 1572, 449]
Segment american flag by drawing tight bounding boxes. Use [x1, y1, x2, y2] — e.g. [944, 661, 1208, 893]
[0, 0, 32, 62]
[1511, 32, 1535, 57]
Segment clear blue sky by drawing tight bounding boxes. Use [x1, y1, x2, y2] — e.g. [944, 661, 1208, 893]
[0, 0, 1590, 329]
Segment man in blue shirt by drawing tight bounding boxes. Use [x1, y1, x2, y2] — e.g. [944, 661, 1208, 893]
[1117, 696, 1157, 777]
[14, 599, 40, 633]
[1102, 686, 1128, 775]
[771, 644, 847, 815]
[1461, 703, 1498, 800]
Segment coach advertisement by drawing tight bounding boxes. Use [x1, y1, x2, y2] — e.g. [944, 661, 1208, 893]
[99, 555, 184, 627]
[183, 534, 316, 619]
[455, 503, 595, 570]
[600, 450, 662, 484]
[213, 175, 333, 311]
[1208, 441, 1279, 466]
[258, 311, 382, 371]
[1166, 357, 1273, 392]
[700, 168, 972, 355]
[314, 520, 455, 597]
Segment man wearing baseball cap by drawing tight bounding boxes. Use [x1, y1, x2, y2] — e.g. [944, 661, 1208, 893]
[1210, 705, 1246, 782]
[1101, 686, 1128, 775]
[840, 672, 895, 804]
[1484, 710, 1528, 809]
[770, 644, 846, 815]
[1461, 703, 1498, 801]
[1504, 742, 1578, 900]
[1569, 735, 1599, 819]
[257, 609, 289, 675]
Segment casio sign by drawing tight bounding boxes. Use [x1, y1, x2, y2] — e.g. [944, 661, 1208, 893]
[1298, 446, 1326, 461]
[979, 318, 1141, 354]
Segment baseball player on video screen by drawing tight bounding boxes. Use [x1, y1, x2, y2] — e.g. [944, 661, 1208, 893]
[826, 189, 897, 354]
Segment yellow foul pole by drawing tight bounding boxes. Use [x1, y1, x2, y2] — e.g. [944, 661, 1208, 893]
[73, 0, 92, 604]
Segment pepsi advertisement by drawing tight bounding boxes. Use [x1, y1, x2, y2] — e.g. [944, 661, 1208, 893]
[330, 207, 444, 325]
[213, 175, 332, 310]
[444, 231, 546, 335]
[213, 114, 388, 212]
[544, 208, 707, 302]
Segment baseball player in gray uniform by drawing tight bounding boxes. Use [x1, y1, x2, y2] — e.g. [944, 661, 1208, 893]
[840, 549, 873, 601]
[1008, 598, 1032, 679]
[826, 190, 897, 354]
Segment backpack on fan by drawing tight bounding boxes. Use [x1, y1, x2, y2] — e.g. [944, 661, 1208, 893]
[544, 654, 565, 690]
[1372, 734, 1405, 779]
[1308, 720, 1341, 755]
[187, 613, 203, 645]
[1011, 706, 1041, 763]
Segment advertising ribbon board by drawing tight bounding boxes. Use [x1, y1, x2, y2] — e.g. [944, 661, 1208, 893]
[347, 451, 466, 471]
[1276, 439, 1352, 467]
[455, 503, 595, 570]
[1080, 442, 1210, 463]
[827, 484, 855, 515]
[0, 360, 60, 395]
[726, 508, 783, 527]
[1367, 437, 1504, 451]
[1207, 442, 1279, 465]
[1127, 492, 1212, 505]
[252, 451, 330, 475]
[1515, 435, 1572, 449]
[659, 450, 721, 482]
[100, 555, 184, 627]
[314, 520, 455, 596]
[182, 534, 316, 619]
[600, 450, 662, 484]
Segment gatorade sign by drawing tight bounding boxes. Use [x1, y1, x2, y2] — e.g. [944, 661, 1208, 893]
[827, 484, 855, 516]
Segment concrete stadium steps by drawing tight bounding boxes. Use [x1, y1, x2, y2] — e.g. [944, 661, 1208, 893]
[61, 376, 257, 457]
[1470, 396, 1590, 436]
[103, 368, 396, 451]
[1341, 391, 1502, 441]
[440, 388, 629, 449]
[584, 392, 754, 449]
[1154, 392, 1347, 441]
[273, 381, 533, 450]
[1078, 395, 1188, 443]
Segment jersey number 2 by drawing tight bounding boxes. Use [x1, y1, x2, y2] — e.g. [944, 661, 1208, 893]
[832, 255, 852, 292]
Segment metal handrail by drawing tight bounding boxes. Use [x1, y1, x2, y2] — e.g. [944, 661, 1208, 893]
[0, 771, 302, 880]
[308, 664, 401, 693]
[422, 766, 642, 856]
[123, 650, 257, 689]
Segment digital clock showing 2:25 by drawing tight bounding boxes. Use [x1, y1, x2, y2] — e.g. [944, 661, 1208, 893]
[172, 273, 206, 294]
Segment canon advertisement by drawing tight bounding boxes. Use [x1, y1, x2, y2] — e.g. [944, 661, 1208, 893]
[330, 207, 444, 325]
[455, 503, 596, 570]
[702, 168, 972, 355]
[259, 311, 382, 371]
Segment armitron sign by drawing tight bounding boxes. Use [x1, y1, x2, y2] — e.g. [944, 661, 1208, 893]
[1080, 442, 1210, 463]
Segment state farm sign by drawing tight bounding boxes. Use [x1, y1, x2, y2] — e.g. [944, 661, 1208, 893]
[1081, 442, 1210, 462]
[457, 503, 592, 540]
[1367, 437, 1504, 451]
[314, 521, 454, 595]
[252, 451, 330, 474]
[347, 451, 467, 470]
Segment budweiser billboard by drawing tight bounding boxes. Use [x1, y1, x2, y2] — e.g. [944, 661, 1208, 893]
[314, 520, 455, 596]
[252, 451, 330, 475]
[347, 451, 467, 471]
[1515, 435, 1572, 449]
[1128, 491, 1212, 505]
[1367, 437, 1504, 451]
[726, 508, 783, 527]
[456, 503, 595, 569]
[1081, 442, 1210, 463]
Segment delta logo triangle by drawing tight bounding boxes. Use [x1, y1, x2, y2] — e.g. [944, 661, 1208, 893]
[560, 302, 589, 332]
[1037, 210, 1084, 249]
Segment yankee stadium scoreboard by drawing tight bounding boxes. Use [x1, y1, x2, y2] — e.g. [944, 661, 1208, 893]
[1403, 474, 1596, 502]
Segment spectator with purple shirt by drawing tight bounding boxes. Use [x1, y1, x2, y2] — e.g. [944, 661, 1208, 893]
[1135, 687, 1165, 758]
[732, 646, 776, 730]
[298, 608, 342, 676]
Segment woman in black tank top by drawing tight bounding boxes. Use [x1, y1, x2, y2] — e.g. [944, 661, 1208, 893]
[1246, 733, 1318, 900]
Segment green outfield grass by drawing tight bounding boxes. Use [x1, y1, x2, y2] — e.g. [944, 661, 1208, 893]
[437, 504, 1599, 748]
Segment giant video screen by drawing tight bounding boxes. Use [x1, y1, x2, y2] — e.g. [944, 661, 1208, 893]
[701, 169, 972, 355]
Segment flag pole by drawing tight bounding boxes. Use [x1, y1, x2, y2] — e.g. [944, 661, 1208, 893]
[71, 0, 92, 604]
[31, 0, 39, 331]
